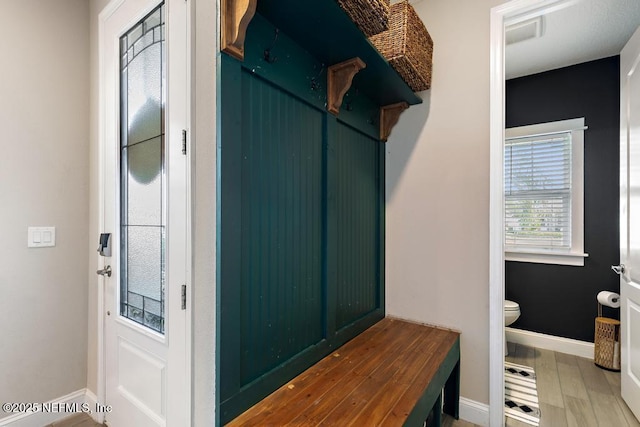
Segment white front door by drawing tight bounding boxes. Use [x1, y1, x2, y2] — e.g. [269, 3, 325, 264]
[620, 25, 640, 422]
[98, 0, 189, 425]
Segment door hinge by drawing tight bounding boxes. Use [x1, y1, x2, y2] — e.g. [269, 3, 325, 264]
[181, 129, 187, 155]
[181, 284, 187, 310]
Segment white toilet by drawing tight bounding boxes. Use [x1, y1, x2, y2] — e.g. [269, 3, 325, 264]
[504, 300, 521, 356]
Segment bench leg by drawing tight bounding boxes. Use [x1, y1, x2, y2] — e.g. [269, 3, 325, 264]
[426, 393, 442, 427]
[443, 360, 460, 419]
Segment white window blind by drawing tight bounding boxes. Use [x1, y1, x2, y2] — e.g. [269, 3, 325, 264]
[504, 131, 572, 249]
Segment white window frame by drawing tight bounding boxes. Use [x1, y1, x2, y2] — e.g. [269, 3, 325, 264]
[504, 117, 588, 266]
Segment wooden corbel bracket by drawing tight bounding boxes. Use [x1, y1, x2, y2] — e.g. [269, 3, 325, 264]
[327, 58, 366, 115]
[379, 102, 409, 142]
[221, 0, 257, 61]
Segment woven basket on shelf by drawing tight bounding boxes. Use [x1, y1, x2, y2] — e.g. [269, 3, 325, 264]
[336, 0, 390, 37]
[594, 317, 620, 371]
[369, 0, 433, 92]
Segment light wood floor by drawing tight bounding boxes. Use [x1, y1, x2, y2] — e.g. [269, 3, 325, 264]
[45, 343, 640, 427]
[505, 342, 640, 427]
[443, 413, 482, 426]
[46, 413, 102, 427]
[443, 341, 640, 427]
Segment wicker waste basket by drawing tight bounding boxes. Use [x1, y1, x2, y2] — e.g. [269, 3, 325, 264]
[369, 0, 433, 92]
[336, 0, 390, 37]
[594, 317, 620, 371]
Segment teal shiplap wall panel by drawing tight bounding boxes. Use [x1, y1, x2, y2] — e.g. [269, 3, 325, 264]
[241, 14, 380, 140]
[219, 13, 386, 424]
[219, 53, 243, 404]
[332, 122, 380, 329]
[239, 70, 325, 385]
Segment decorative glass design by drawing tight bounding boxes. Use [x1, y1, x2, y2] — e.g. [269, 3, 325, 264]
[120, 3, 165, 334]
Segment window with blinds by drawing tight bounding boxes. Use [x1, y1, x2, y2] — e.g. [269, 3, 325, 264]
[504, 132, 572, 249]
[504, 118, 586, 266]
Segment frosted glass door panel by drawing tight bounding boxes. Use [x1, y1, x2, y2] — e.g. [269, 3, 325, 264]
[126, 226, 163, 300]
[122, 7, 164, 146]
[122, 137, 162, 226]
[120, 3, 165, 334]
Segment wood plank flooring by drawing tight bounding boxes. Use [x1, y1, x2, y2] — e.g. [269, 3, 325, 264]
[46, 413, 102, 427]
[506, 342, 640, 427]
[404, 342, 640, 427]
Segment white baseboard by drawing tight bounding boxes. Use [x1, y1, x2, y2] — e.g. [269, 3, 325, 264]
[506, 327, 594, 359]
[459, 397, 490, 427]
[84, 389, 103, 424]
[0, 389, 98, 427]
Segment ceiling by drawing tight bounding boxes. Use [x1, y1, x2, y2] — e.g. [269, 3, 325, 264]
[506, 0, 640, 79]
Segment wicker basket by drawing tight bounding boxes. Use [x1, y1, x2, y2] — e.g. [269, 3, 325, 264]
[336, 0, 390, 37]
[369, 0, 433, 92]
[594, 317, 620, 371]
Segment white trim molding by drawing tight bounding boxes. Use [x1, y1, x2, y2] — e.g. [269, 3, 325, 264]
[84, 389, 100, 423]
[459, 397, 490, 427]
[504, 117, 587, 266]
[506, 327, 594, 359]
[489, 2, 507, 425]
[490, 1, 583, 425]
[0, 389, 99, 427]
[505, 250, 589, 266]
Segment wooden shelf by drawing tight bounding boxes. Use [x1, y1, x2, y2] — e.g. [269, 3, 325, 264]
[255, 0, 423, 107]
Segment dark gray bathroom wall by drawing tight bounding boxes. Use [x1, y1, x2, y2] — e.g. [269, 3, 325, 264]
[505, 56, 620, 343]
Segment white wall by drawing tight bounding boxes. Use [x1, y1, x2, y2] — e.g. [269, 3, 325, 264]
[0, 0, 90, 409]
[386, 0, 503, 406]
[191, 0, 218, 425]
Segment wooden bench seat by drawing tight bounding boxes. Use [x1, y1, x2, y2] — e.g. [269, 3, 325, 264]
[226, 317, 461, 426]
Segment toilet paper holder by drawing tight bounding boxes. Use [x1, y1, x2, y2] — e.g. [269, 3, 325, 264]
[597, 290, 620, 316]
[595, 288, 621, 371]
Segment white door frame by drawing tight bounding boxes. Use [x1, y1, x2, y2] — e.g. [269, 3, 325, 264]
[96, 0, 193, 424]
[489, 1, 580, 425]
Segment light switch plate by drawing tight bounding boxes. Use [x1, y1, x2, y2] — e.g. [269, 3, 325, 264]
[28, 226, 56, 248]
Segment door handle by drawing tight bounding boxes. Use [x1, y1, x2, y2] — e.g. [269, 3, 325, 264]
[611, 264, 626, 275]
[97, 265, 112, 277]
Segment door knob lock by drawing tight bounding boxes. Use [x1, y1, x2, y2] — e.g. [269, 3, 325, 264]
[97, 265, 112, 277]
[611, 264, 626, 275]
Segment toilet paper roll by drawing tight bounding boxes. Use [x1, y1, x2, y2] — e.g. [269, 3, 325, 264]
[597, 291, 620, 308]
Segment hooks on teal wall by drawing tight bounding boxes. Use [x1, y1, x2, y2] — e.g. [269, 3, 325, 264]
[263, 28, 279, 63]
[310, 63, 326, 91]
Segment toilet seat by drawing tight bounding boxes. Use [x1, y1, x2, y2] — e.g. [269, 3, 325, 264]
[504, 300, 520, 311]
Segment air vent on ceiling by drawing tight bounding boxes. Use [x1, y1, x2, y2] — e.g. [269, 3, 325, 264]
[506, 16, 543, 46]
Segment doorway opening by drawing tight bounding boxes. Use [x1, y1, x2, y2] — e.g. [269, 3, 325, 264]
[491, 0, 640, 425]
